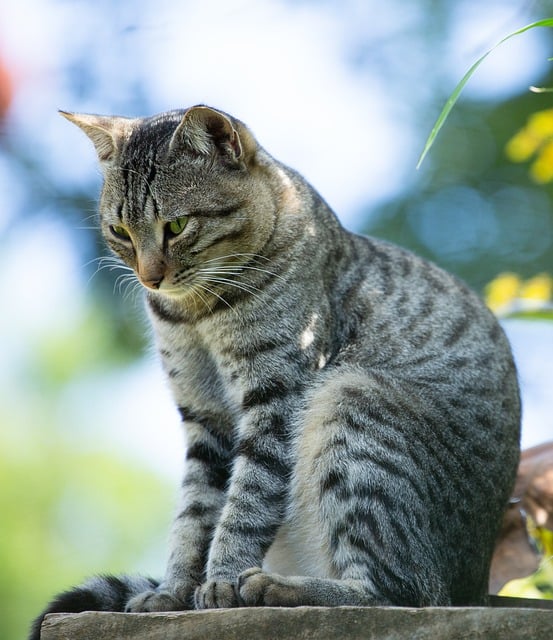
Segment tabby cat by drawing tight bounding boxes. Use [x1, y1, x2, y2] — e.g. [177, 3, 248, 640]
[30, 105, 520, 637]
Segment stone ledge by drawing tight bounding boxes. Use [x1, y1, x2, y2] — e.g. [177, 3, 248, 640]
[40, 605, 553, 640]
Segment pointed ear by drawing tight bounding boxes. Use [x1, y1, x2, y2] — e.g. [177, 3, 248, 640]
[168, 106, 255, 165]
[59, 111, 136, 163]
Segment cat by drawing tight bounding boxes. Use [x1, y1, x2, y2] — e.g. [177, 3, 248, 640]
[30, 104, 520, 638]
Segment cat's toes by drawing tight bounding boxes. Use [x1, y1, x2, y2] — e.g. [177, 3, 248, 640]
[125, 589, 187, 612]
[194, 579, 239, 609]
[237, 568, 285, 606]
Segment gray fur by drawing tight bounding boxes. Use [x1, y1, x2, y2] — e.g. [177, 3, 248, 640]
[36, 105, 520, 626]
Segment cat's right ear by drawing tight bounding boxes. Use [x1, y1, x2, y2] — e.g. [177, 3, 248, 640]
[167, 106, 257, 167]
[59, 111, 136, 164]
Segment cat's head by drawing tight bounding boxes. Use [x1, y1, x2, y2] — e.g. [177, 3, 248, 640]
[61, 105, 282, 311]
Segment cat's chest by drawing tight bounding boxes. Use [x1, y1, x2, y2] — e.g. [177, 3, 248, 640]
[154, 316, 256, 412]
[153, 306, 330, 415]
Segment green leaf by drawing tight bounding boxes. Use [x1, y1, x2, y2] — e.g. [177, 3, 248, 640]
[530, 86, 553, 93]
[417, 18, 553, 169]
[505, 308, 553, 321]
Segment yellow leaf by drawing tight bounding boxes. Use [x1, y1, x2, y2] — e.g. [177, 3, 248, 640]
[506, 108, 553, 181]
[499, 575, 546, 599]
[519, 273, 553, 302]
[528, 108, 553, 137]
[531, 140, 553, 183]
[506, 129, 541, 162]
[485, 273, 521, 312]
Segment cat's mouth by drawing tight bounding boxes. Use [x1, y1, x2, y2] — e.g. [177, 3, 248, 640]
[141, 280, 190, 297]
[139, 269, 222, 302]
[137, 265, 195, 295]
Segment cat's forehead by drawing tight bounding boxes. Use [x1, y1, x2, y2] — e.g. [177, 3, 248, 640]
[120, 111, 185, 167]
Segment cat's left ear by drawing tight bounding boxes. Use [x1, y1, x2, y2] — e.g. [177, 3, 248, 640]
[59, 111, 136, 164]
[167, 106, 256, 166]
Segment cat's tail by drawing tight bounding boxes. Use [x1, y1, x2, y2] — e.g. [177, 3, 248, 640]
[29, 575, 159, 640]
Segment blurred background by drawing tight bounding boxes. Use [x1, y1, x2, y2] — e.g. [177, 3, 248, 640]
[1, 0, 552, 637]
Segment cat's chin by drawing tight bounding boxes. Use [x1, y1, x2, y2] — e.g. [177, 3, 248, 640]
[156, 287, 187, 298]
[148, 286, 211, 309]
[141, 283, 187, 298]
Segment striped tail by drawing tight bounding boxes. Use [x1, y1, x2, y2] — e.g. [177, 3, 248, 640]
[29, 575, 159, 640]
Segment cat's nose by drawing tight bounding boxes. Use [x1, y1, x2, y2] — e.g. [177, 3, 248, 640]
[137, 256, 166, 290]
[141, 276, 164, 290]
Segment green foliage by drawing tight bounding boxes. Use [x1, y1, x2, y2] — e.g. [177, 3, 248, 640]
[31, 304, 147, 387]
[0, 420, 173, 639]
[485, 272, 553, 320]
[0, 296, 172, 639]
[501, 525, 553, 600]
[418, 18, 553, 168]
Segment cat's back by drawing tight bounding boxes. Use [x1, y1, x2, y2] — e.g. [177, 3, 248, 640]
[336, 233, 517, 379]
[326, 230, 520, 507]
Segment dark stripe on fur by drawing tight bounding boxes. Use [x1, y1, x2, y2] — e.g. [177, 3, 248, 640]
[242, 378, 295, 409]
[236, 435, 290, 477]
[178, 406, 234, 452]
[147, 295, 185, 323]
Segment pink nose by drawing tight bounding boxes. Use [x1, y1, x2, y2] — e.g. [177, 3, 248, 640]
[137, 255, 166, 290]
[140, 275, 164, 290]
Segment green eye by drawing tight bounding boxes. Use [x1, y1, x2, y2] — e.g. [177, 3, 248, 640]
[167, 217, 188, 237]
[110, 224, 131, 240]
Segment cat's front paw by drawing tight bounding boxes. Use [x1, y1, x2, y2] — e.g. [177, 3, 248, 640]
[194, 579, 240, 609]
[126, 588, 189, 612]
[237, 567, 292, 606]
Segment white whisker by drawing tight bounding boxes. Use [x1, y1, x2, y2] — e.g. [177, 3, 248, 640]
[188, 282, 213, 314]
[193, 281, 235, 313]
[122, 279, 143, 303]
[202, 252, 270, 265]
[115, 272, 138, 295]
[197, 275, 262, 297]
[86, 256, 133, 287]
[198, 257, 284, 281]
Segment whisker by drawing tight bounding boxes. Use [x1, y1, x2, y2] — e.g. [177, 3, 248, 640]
[115, 272, 138, 295]
[122, 278, 143, 303]
[197, 275, 262, 297]
[84, 256, 132, 271]
[198, 267, 245, 278]
[193, 281, 235, 313]
[201, 252, 271, 265]
[188, 282, 212, 314]
[198, 258, 284, 281]
[86, 258, 133, 287]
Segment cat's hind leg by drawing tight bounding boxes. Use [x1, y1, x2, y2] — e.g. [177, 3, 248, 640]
[239, 367, 450, 608]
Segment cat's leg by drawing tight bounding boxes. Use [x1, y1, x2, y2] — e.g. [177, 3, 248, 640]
[127, 416, 233, 612]
[237, 567, 382, 606]
[238, 367, 450, 607]
[194, 400, 294, 609]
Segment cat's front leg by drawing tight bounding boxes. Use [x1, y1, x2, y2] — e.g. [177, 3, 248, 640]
[195, 405, 292, 609]
[127, 417, 233, 612]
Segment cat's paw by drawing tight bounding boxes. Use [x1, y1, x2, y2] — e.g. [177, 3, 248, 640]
[194, 579, 239, 609]
[125, 589, 188, 612]
[237, 567, 294, 606]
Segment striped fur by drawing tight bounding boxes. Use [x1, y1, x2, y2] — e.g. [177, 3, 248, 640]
[34, 105, 520, 629]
